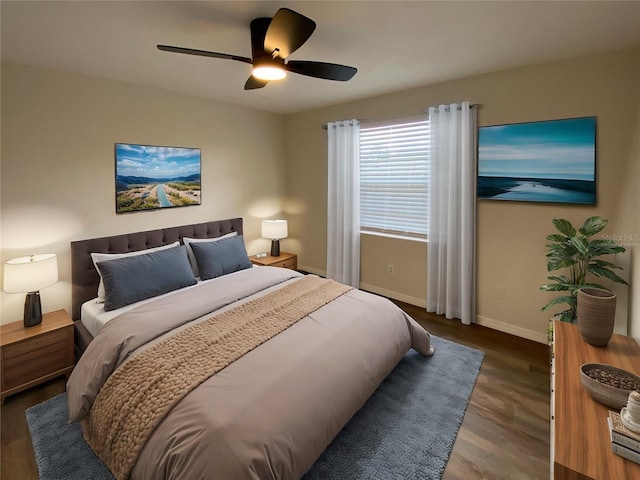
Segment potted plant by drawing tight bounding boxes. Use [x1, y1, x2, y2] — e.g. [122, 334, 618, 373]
[540, 216, 627, 342]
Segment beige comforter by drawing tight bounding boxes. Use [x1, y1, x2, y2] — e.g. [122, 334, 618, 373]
[67, 266, 432, 480]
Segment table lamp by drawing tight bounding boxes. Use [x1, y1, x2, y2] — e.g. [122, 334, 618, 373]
[262, 220, 288, 257]
[3, 254, 58, 327]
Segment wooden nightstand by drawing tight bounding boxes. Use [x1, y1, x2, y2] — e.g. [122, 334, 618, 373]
[1, 309, 74, 404]
[250, 252, 297, 270]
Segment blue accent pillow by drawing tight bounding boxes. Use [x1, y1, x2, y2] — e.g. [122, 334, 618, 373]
[97, 245, 197, 311]
[190, 235, 252, 280]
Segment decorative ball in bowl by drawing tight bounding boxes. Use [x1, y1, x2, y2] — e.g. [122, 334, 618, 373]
[580, 363, 640, 410]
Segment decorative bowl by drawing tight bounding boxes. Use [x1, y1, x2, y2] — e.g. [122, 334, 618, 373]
[579, 363, 640, 409]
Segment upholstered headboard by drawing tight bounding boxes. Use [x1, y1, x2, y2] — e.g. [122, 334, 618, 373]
[70, 218, 243, 320]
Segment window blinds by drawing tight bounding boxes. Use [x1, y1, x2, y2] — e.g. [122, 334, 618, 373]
[359, 118, 429, 237]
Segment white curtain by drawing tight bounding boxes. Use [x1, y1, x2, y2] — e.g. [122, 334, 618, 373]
[326, 119, 360, 288]
[427, 102, 477, 325]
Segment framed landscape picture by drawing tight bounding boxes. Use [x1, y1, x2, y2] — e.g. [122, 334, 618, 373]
[477, 116, 596, 204]
[115, 143, 201, 214]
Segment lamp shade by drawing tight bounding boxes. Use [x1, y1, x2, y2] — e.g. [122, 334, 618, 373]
[262, 220, 288, 240]
[3, 254, 58, 293]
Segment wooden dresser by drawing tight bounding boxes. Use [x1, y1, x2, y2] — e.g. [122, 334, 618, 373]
[1, 309, 74, 404]
[551, 320, 640, 479]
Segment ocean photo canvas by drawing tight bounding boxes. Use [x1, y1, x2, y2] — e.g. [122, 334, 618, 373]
[478, 117, 596, 204]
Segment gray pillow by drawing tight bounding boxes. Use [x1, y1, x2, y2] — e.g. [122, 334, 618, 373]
[190, 235, 252, 280]
[97, 245, 197, 311]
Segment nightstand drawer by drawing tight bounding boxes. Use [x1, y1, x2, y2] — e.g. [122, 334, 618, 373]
[271, 258, 296, 269]
[3, 342, 69, 390]
[3, 328, 67, 360]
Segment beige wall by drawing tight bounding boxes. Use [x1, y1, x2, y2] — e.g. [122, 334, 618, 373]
[3, 50, 638, 343]
[285, 48, 640, 343]
[612, 92, 640, 339]
[1, 62, 286, 323]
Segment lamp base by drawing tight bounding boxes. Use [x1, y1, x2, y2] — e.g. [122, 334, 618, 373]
[24, 291, 43, 327]
[270, 239, 280, 257]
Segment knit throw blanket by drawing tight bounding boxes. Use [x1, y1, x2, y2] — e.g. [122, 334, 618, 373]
[82, 275, 352, 480]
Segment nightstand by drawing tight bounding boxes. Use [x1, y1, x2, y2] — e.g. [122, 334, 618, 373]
[1, 309, 74, 404]
[250, 252, 297, 270]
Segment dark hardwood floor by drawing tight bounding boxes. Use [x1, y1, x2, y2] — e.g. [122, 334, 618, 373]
[1, 375, 65, 480]
[1, 304, 550, 480]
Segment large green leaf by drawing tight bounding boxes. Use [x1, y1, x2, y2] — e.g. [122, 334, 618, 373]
[559, 310, 576, 323]
[546, 241, 578, 256]
[552, 219, 576, 237]
[593, 248, 626, 258]
[587, 240, 626, 257]
[541, 283, 574, 292]
[546, 257, 577, 272]
[579, 216, 608, 237]
[589, 239, 619, 248]
[589, 259, 622, 270]
[542, 295, 576, 311]
[588, 266, 629, 285]
[569, 236, 589, 256]
[581, 282, 609, 290]
[547, 275, 572, 284]
[541, 276, 582, 291]
[545, 242, 579, 268]
[546, 234, 568, 243]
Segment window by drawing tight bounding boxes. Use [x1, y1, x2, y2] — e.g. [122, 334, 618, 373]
[359, 117, 429, 238]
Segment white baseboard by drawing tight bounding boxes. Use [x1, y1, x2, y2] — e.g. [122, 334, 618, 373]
[297, 267, 427, 308]
[297, 265, 326, 277]
[359, 282, 427, 309]
[475, 315, 548, 344]
[298, 266, 547, 344]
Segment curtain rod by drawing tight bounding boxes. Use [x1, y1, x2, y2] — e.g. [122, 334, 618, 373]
[427, 103, 480, 113]
[321, 104, 480, 129]
[321, 119, 362, 130]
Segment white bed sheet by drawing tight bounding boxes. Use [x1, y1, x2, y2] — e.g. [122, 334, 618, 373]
[80, 267, 260, 337]
[81, 282, 203, 336]
[80, 284, 215, 337]
[82, 284, 208, 336]
[81, 298, 137, 337]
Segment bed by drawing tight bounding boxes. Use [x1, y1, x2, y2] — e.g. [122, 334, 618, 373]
[67, 218, 433, 480]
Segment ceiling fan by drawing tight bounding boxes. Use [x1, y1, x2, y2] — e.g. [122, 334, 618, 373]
[157, 8, 357, 90]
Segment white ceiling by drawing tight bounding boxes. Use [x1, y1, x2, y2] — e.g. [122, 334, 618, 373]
[2, 1, 639, 114]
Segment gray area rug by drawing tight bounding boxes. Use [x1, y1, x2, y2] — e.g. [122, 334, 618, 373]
[26, 335, 483, 480]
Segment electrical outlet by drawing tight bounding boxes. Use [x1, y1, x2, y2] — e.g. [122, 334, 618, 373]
[387, 264, 395, 275]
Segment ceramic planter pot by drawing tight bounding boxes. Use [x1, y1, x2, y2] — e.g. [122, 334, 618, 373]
[577, 288, 617, 347]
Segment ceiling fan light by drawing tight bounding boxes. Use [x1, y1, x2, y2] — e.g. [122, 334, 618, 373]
[252, 65, 286, 81]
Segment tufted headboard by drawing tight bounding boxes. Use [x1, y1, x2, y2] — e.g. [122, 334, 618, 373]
[70, 218, 243, 320]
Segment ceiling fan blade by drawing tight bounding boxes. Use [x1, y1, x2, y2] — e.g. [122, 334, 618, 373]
[250, 18, 271, 59]
[286, 61, 357, 81]
[264, 8, 316, 58]
[157, 45, 252, 64]
[244, 76, 269, 90]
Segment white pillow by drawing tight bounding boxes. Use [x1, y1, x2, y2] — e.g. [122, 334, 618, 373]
[91, 241, 180, 302]
[183, 232, 238, 276]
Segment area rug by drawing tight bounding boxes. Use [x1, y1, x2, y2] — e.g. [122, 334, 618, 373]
[26, 335, 483, 480]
